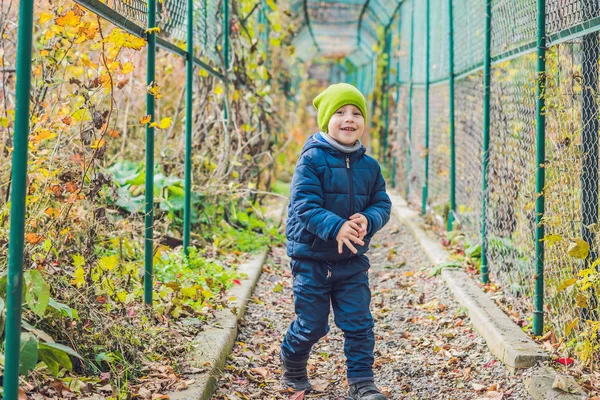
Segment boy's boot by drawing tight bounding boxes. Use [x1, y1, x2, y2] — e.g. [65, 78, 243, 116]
[280, 352, 312, 393]
[348, 381, 387, 400]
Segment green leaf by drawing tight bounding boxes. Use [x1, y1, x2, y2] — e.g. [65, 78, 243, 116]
[22, 320, 55, 343]
[39, 343, 72, 376]
[465, 243, 481, 259]
[48, 298, 78, 319]
[19, 333, 39, 375]
[38, 343, 82, 376]
[430, 262, 462, 277]
[25, 270, 50, 317]
[72, 254, 85, 268]
[39, 342, 83, 360]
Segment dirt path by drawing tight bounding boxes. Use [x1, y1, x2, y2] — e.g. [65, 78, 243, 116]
[212, 221, 531, 399]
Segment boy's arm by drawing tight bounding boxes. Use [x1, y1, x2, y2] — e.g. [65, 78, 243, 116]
[291, 160, 346, 241]
[362, 167, 392, 236]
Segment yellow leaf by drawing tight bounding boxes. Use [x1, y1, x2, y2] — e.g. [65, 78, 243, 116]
[158, 117, 172, 129]
[120, 62, 134, 74]
[71, 266, 86, 287]
[31, 129, 55, 143]
[145, 27, 161, 34]
[72, 254, 85, 268]
[90, 139, 105, 149]
[0, 117, 10, 128]
[98, 255, 119, 271]
[106, 61, 120, 73]
[201, 290, 214, 299]
[116, 291, 129, 303]
[39, 12, 54, 24]
[140, 115, 152, 124]
[81, 55, 98, 68]
[147, 82, 162, 99]
[556, 278, 577, 293]
[214, 85, 223, 95]
[55, 11, 81, 27]
[44, 207, 60, 218]
[180, 287, 197, 298]
[542, 234, 563, 246]
[198, 69, 209, 78]
[25, 233, 44, 244]
[568, 238, 589, 259]
[565, 318, 579, 337]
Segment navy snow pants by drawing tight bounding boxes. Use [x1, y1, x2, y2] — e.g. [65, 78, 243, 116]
[280, 256, 375, 384]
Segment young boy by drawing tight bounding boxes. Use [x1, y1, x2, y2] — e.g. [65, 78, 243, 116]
[281, 83, 392, 400]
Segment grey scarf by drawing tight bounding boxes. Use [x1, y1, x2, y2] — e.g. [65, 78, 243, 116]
[319, 132, 362, 154]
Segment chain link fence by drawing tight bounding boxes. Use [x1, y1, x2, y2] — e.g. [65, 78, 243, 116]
[390, 0, 600, 370]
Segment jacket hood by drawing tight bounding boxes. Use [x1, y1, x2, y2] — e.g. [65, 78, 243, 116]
[300, 133, 366, 159]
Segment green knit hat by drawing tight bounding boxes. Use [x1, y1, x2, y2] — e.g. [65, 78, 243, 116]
[313, 83, 368, 133]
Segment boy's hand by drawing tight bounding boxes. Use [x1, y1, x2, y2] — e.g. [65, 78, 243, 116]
[350, 213, 368, 240]
[336, 220, 364, 254]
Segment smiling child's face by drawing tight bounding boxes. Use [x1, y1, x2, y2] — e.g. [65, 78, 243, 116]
[327, 104, 365, 145]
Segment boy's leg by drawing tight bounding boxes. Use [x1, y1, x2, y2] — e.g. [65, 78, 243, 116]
[281, 259, 332, 361]
[331, 267, 375, 384]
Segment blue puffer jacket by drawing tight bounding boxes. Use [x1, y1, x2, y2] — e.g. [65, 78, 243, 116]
[286, 133, 392, 261]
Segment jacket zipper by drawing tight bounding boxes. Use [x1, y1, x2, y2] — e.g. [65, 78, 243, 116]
[346, 156, 354, 215]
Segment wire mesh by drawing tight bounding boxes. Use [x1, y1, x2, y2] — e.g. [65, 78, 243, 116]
[491, 0, 537, 57]
[454, 73, 483, 244]
[411, 0, 427, 84]
[543, 37, 600, 365]
[396, 1, 412, 84]
[547, 0, 600, 36]
[452, 0, 485, 76]
[100, 0, 221, 63]
[408, 87, 425, 206]
[429, 0, 449, 82]
[427, 83, 450, 216]
[486, 54, 537, 315]
[392, 85, 410, 194]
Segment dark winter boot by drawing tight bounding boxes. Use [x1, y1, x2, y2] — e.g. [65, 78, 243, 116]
[348, 381, 388, 400]
[280, 352, 312, 393]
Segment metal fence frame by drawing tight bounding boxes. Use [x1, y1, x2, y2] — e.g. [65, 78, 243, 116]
[2, 0, 244, 397]
[387, 0, 600, 348]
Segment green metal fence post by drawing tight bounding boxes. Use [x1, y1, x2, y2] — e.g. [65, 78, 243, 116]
[391, 11, 402, 188]
[144, 0, 157, 306]
[480, 0, 492, 284]
[183, 0, 194, 255]
[447, 0, 456, 231]
[422, 0, 430, 216]
[223, 0, 230, 161]
[381, 27, 392, 164]
[4, 0, 34, 397]
[533, 0, 547, 337]
[405, 0, 415, 199]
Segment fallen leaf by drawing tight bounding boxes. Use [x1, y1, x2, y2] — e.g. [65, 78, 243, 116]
[472, 383, 486, 391]
[552, 374, 583, 394]
[289, 390, 305, 400]
[311, 379, 329, 392]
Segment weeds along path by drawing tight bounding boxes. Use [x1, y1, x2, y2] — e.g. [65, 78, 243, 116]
[212, 222, 532, 399]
